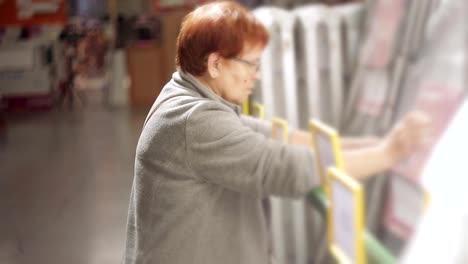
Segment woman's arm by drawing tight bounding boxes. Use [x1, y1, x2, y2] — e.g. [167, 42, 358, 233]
[289, 111, 430, 181]
[341, 136, 380, 149]
[289, 130, 392, 180]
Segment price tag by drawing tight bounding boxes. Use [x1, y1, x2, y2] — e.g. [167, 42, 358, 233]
[384, 173, 430, 238]
[309, 119, 344, 186]
[327, 167, 366, 264]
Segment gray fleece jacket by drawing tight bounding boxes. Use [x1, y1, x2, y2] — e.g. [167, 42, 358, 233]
[123, 71, 318, 264]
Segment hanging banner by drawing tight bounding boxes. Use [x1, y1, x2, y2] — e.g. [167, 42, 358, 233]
[152, 0, 194, 13]
[17, 0, 60, 19]
[0, 0, 65, 26]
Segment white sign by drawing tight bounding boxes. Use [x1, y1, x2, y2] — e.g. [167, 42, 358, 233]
[332, 180, 357, 261]
[390, 175, 425, 228]
[327, 167, 365, 264]
[309, 119, 344, 186]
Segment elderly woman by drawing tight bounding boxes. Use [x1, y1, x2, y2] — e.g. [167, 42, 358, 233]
[123, 2, 429, 264]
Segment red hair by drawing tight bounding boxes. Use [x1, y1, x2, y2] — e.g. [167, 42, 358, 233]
[176, 1, 269, 76]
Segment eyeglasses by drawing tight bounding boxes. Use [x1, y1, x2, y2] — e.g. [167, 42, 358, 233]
[232, 57, 261, 72]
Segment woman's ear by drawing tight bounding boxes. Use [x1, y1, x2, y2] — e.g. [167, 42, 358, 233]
[207, 53, 221, 79]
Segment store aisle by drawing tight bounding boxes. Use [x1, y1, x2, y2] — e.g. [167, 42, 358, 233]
[0, 107, 147, 264]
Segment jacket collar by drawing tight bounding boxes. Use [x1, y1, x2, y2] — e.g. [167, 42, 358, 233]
[174, 70, 242, 115]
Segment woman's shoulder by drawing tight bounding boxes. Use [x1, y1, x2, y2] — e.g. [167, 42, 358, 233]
[186, 98, 238, 120]
[153, 89, 230, 125]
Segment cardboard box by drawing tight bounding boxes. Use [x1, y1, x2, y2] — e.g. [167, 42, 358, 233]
[126, 9, 189, 106]
[127, 43, 166, 106]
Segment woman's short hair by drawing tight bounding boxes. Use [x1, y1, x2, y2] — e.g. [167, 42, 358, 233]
[176, 1, 269, 76]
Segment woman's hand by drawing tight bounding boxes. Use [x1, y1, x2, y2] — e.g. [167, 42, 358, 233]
[382, 111, 432, 166]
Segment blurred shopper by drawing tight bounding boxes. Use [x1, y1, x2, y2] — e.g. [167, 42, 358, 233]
[76, 21, 108, 78]
[123, 2, 430, 263]
[72, 21, 110, 104]
[57, 22, 82, 107]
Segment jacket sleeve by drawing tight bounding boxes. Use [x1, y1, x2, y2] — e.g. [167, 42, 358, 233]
[240, 114, 272, 138]
[185, 102, 319, 198]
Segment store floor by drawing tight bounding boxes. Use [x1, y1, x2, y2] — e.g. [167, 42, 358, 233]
[0, 106, 147, 264]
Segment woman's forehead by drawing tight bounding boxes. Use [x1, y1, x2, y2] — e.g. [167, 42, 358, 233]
[240, 43, 264, 58]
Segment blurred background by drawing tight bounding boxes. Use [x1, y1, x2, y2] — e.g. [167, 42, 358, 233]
[0, 0, 466, 263]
